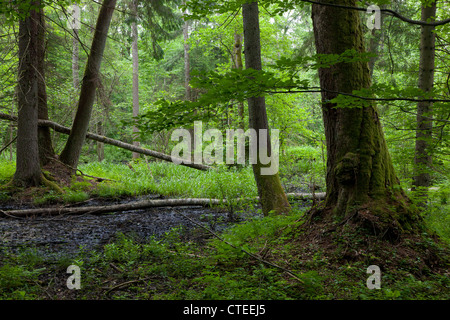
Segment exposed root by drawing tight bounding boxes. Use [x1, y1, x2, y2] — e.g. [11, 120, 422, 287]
[40, 173, 64, 194]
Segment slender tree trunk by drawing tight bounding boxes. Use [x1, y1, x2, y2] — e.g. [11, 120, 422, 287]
[59, 0, 117, 169]
[183, 11, 191, 102]
[14, 1, 42, 187]
[233, 32, 245, 129]
[367, 7, 385, 79]
[96, 121, 105, 161]
[183, 7, 197, 161]
[131, 0, 140, 159]
[73, 28, 80, 89]
[413, 1, 437, 205]
[37, 6, 55, 166]
[311, 0, 419, 234]
[242, 1, 291, 215]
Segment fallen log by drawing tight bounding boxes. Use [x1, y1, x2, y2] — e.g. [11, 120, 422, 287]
[0, 112, 211, 171]
[0, 193, 325, 217]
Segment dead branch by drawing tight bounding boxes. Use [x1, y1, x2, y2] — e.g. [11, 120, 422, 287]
[0, 193, 325, 218]
[0, 112, 211, 171]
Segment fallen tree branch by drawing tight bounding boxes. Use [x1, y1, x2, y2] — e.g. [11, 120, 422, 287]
[0, 193, 325, 218]
[0, 136, 16, 155]
[0, 113, 211, 171]
[0, 198, 225, 217]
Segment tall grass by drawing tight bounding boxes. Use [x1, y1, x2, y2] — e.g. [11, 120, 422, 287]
[79, 160, 258, 200]
[0, 159, 14, 183]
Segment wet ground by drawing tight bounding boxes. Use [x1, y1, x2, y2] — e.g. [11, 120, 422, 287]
[0, 194, 264, 259]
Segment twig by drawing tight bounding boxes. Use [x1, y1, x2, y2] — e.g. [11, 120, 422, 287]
[0, 136, 17, 155]
[103, 278, 149, 296]
[0, 209, 25, 220]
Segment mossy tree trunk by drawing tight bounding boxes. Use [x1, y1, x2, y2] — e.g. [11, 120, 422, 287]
[311, 0, 419, 233]
[242, 1, 291, 215]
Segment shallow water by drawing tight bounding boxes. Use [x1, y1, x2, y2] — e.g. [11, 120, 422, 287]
[0, 194, 260, 259]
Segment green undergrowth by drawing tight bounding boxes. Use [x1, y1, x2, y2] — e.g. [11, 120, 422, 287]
[0, 156, 449, 300]
[0, 207, 448, 300]
[80, 160, 258, 200]
[0, 158, 258, 205]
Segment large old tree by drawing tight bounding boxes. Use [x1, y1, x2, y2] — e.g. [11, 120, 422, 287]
[310, 0, 421, 236]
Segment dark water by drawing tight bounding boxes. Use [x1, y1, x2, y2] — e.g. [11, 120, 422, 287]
[0, 195, 261, 259]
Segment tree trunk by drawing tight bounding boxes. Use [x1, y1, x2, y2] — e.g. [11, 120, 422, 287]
[367, 6, 385, 79]
[233, 32, 245, 130]
[37, 5, 56, 166]
[413, 1, 437, 205]
[59, 0, 117, 169]
[183, 9, 191, 102]
[242, 1, 291, 215]
[73, 28, 80, 89]
[70, 3, 80, 88]
[131, 0, 140, 159]
[14, 1, 42, 187]
[311, 0, 419, 234]
[96, 121, 105, 162]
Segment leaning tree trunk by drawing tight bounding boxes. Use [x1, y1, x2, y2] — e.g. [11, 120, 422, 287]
[242, 1, 291, 215]
[14, 1, 42, 187]
[59, 0, 117, 169]
[413, 0, 437, 205]
[311, 0, 420, 235]
[37, 5, 56, 166]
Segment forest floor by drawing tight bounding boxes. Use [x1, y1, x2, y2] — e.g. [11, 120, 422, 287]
[0, 159, 449, 301]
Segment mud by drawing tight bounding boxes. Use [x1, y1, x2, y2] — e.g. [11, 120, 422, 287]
[0, 194, 264, 259]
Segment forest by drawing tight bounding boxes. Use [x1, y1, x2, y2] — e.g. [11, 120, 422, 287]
[0, 0, 449, 304]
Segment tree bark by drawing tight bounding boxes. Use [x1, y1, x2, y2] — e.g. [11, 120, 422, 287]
[311, 0, 418, 232]
[413, 1, 437, 205]
[242, 1, 291, 215]
[131, 0, 140, 159]
[14, 1, 42, 187]
[37, 5, 56, 166]
[59, 0, 117, 169]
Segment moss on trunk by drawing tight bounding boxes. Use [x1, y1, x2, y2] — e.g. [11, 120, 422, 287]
[311, 0, 421, 234]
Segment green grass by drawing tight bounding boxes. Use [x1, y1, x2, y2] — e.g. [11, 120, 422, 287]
[80, 160, 258, 200]
[0, 159, 14, 183]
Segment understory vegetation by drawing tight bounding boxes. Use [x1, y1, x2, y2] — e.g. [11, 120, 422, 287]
[0, 148, 448, 300]
[1, 0, 450, 302]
